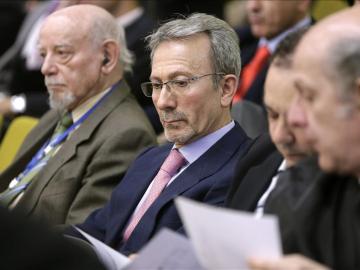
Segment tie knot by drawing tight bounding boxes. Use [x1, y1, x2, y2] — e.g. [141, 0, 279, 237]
[161, 149, 187, 177]
[253, 46, 270, 62]
[52, 112, 73, 138]
[60, 112, 73, 128]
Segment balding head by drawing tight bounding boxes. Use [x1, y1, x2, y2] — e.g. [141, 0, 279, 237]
[38, 5, 132, 111]
[290, 6, 360, 175]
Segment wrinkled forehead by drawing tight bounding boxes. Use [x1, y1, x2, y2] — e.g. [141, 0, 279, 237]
[39, 14, 91, 48]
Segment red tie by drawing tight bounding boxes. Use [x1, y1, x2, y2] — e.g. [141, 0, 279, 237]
[123, 149, 187, 241]
[233, 46, 270, 103]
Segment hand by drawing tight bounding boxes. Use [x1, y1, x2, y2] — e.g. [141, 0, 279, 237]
[128, 253, 138, 260]
[247, 254, 330, 270]
[0, 96, 12, 115]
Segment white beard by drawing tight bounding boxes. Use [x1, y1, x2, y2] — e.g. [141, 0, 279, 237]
[48, 89, 76, 111]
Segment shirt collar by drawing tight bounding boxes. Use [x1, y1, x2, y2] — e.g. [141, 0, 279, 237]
[71, 87, 111, 123]
[259, 16, 312, 53]
[176, 121, 235, 164]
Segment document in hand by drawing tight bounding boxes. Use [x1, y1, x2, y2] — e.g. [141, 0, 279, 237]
[175, 197, 283, 270]
[125, 228, 203, 270]
[75, 227, 130, 270]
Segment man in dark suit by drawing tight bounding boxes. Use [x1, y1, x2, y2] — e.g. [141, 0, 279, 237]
[227, 29, 311, 214]
[0, 5, 156, 226]
[248, 6, 360, 270]
[233, 0, 312, 105]
[67, 13, 251, 255]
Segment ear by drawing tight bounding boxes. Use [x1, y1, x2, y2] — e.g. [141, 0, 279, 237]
[220, 74, 238, 107]
[100, 39, 119, 74]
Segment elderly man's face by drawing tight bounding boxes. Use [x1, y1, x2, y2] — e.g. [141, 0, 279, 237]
[38, 14, 103, 110]
[291, 34, 360, 175]
[246, 0, 306, 39]
[264, 65, 310, 167]
[150, 34, 230, 147]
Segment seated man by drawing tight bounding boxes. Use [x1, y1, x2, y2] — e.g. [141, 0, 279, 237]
[249, 6, 360, 270]
[0, 5, 156, 226]
[233, 0, 312, 105]
[226, 28, 311, 214]
[66, 13, 251, 255]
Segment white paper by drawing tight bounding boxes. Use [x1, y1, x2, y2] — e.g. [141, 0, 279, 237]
[125, 228, 203, 270]
[75, 227, 130, 270]
[175, 197, 282, 270]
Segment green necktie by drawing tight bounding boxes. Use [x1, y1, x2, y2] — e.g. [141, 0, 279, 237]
[0, 112, 73, 207]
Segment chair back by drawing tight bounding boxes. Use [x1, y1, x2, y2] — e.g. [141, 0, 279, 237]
[0, 116, 38, 172]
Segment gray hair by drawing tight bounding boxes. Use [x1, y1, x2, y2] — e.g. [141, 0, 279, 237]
[146, 13, 241, 87]
[91, 13, 134, 73]
[326, 36, 360, 102]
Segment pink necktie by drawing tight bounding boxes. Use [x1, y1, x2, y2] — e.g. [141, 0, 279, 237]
[123, 148, 187, 241]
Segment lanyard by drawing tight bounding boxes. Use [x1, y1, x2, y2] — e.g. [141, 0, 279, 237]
[8, 81, 121, 189]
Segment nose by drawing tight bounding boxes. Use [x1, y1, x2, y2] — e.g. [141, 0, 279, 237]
[41, 54, 58, 76]
[273, 116, 294, 147]
[247, 0, 261, 12]
[153, 84, 176, 111]
[288, 94, 308, 128]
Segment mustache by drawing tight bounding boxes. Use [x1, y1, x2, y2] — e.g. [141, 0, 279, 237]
[44, 78, 65, 87]
[160, 111, 186, 122]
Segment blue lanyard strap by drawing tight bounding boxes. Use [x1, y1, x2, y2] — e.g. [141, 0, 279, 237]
[11, 81, 121, 187]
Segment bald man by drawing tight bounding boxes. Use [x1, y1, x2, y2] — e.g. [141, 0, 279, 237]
[0, 5, 156, 226]
[249, 6, 360, 270]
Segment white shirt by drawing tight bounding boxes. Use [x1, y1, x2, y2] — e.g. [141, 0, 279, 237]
[254, 159, 286, 218]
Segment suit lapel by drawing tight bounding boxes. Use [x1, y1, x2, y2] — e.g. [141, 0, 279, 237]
[0, 111, 58, 191]
[105, 145, 171, 245]
[21, 81, 131, 215]
[129, 123, 249, 242]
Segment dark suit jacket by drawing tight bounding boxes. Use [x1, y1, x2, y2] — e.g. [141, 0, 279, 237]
[226, 133, 283, 211]
[0, 81, 156, 226]
[123, 12, 162, 133]
[265, 157, 360, 269]
[70, 122, 251, 255]
[0, 206, 106, 270]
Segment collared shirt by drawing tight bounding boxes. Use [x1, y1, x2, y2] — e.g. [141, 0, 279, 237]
[53, 87, 111, 154]
[254, 159, 287, 218]
[258, 16, 312, 53]
[132, 121, 235, 214]
[115, 7, 144, 28]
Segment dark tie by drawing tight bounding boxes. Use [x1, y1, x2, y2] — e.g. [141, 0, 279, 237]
[0, 112, 73, 207]
[123, 148, 187, 241]
[233, 46, 270, 103]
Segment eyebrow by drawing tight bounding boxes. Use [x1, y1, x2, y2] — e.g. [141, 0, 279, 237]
[294, 78, 315, 93]
[150, 71, 193, 81]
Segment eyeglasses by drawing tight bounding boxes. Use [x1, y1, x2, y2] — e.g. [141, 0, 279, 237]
[141, 73, 225, 97]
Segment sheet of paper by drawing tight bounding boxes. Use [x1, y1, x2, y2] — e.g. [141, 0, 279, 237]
[175, 197, 282, 270]
[75, 227, 130, 270]
[125, 228, 203, 270]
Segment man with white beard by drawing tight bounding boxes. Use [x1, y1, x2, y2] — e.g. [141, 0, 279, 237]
[0, 5, 156, 227]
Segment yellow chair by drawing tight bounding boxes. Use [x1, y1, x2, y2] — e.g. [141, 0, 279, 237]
[0, 116, 38, 172]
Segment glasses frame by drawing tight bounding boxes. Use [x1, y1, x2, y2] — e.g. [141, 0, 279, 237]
[141, 73, 225, 97]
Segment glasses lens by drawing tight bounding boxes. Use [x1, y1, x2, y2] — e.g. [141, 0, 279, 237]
[141, 83, 153, 97]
